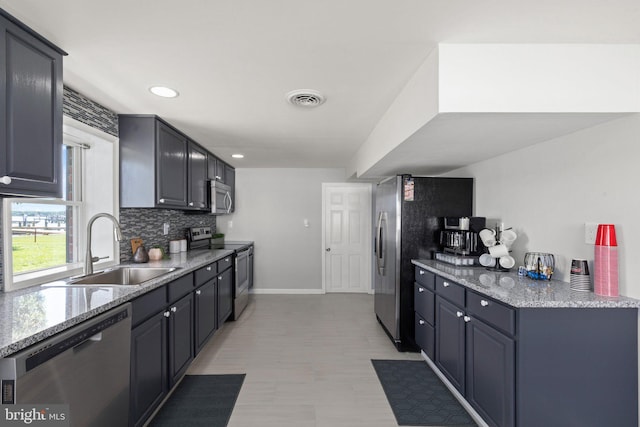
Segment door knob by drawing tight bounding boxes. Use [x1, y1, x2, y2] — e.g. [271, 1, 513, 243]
[325, 248, 331, 252]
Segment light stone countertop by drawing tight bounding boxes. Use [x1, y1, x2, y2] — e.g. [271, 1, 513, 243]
[412, 259, 640, 309]
[0, 248, 236, 358]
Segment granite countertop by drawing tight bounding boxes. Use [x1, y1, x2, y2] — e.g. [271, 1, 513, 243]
[412, 259, 640, 309]
[0, 248, 237, 358]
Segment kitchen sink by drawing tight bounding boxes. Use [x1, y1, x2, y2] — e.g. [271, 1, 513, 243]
[70, 267, 179, 286]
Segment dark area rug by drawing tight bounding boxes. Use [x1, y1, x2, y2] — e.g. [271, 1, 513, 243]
[371, 360, 477, 426]
[150, 374, 245, 427]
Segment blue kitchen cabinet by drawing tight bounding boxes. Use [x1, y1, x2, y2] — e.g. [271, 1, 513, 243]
[217, 263, 233, 326]
[188, 140, 208, 210]
[130, 309, 168, 427]
[130, 274, 195, 426]
[416, 265, 637, 427]
[0, 10, 65, 197]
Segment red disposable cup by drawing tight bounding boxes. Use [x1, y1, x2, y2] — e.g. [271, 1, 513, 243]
[595, 224, 617, 247]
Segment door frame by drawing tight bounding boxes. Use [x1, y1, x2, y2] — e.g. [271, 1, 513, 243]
[321, 182, 374, 294]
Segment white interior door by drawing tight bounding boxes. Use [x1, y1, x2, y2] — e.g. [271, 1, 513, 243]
[322, 183, 372, 293]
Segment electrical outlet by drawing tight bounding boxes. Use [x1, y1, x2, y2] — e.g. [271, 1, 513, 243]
[585, 222, 598, 244]
[163, 222, 170, 235]
[227, 220, 233, 229]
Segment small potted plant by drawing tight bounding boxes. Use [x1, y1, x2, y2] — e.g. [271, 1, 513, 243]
[148, 246, 164, 261]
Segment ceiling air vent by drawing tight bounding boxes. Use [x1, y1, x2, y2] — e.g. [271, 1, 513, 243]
[286, 89, 326, 108]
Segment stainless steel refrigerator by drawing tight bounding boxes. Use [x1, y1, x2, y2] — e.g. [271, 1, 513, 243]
[374, 175, 473, 351]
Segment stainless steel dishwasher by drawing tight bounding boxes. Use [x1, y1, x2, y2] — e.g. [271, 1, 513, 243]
[0, 303, 132, 427]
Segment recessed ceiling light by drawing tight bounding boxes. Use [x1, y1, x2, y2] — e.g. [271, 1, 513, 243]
[231, 154, 244, 159]
[149, 86, 179, 98]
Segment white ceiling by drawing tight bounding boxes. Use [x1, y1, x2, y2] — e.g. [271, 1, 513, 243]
[1, 0, 639, 171]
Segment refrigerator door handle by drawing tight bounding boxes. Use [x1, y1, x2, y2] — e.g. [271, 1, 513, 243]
[377, 212, 387, 275]
[374, 212, 381, 271]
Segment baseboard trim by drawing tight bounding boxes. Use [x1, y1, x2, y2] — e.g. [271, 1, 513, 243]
[421, 351, 490, 427]
[250, 289, 325, 295]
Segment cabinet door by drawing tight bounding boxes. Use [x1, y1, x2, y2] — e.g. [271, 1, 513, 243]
[415, 312, 435, 361]
[466, 318, 515, 427]
[156, 122, 188, 207]
[0, 17, 63, 197]
[217, 268, 233, 325]
[435, 295, 466, 393]
[168, 293, 194, 386]
[225, 164, 235, 212]
[215, 158, 226, 183]
[130, 311, 168, 427]
[188, 141, 208, 210]
[195, 279, 217, 354]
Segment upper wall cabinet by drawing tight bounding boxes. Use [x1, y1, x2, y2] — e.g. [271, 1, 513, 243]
[188, 141, 207, 210]
[120, 115, 188, 209]
[119, 115, 232, 212]
[0, 10, 66, 198]
[207, 155, 224, 183]
[224, 164, 235, 213]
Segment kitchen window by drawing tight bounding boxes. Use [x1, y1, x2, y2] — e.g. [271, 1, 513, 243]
[2, 117, 119, 291]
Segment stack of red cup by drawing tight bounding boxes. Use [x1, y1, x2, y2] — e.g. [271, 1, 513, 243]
[594, 224, 618, 297]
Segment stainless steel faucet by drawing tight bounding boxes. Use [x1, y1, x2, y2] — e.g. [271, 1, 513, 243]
[84, 213, 123, 275]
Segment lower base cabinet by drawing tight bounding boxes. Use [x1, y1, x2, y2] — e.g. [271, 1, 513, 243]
[130, 311, 168, 427]
[168, 293, 194, 387]
[129, 258, 239, 427]
[465, 315, 515, 427]
[195, 279, 217, 354]
[217, 268, 233, 325]
[129, 275, 195, 427]
[435, 296, 466, 394]
[414, 266, 638, 427]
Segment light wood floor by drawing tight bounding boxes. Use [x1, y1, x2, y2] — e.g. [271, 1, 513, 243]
[187, 294, 423, 427]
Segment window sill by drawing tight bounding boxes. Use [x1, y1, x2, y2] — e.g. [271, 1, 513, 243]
[11, 261, 119, 291]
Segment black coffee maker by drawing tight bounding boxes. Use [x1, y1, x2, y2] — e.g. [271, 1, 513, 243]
[440, 217, 486, 256]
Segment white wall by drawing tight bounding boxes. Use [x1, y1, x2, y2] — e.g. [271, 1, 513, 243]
[444, 113, 640, 298]
[438, 44, 640, 113]
[349, 47, 440, 178]
[217, 168, 347, 292]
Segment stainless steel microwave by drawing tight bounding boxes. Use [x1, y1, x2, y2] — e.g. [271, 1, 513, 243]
[210, 180, 233, 214]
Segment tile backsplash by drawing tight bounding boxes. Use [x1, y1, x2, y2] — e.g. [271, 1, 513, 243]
[119, 209, 216, 262]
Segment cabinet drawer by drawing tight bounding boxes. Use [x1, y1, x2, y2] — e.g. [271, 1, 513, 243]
[435, 276, 465, 307]
[218, 255, 233, 272]
[414, 283, 435, 325]
[415, 312, 435, 361]
[467, 291, 516, 336]
[194, 262, 217, 287]
[131, 286, 167, 327]
[415, 267, 435, 290]
[167, 273, 194, 303]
